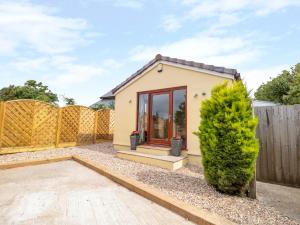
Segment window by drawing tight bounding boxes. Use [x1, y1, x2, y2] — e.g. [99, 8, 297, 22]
[137, 94, 148, 143]
[173, 89, 186, 147]
[137, 87, 187, 147]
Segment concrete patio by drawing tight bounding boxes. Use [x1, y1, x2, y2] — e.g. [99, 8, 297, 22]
[0, 160, 193, 225]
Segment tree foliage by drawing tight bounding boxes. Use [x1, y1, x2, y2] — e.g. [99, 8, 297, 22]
[283, 64, 300, 104]
[196, 81, 259, 195]
[63, 96, 76, 105]
[91, 101, 115, 110]
[0, 80, 58, 104]
[254, 63, 300, 104]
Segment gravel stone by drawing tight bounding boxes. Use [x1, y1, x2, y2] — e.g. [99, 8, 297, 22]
[0, 142, 298, 225]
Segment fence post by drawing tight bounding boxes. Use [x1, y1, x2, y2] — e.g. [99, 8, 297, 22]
[93, 111, 98, 144]
[0, 102, 5, 149]
[55, 108, 62, 147]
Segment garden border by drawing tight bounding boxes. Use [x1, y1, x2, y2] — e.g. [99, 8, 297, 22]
[0, 155, 235, 225]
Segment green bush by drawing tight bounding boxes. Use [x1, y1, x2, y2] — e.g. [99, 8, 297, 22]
[196, 81, 259, 194]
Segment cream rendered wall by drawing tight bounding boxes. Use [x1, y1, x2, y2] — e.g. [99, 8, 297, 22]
[113, 63, 233, 156]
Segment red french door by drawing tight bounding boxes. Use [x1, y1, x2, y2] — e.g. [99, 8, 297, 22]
[137, 86, 187, 148]
[148, 91, 172, 146]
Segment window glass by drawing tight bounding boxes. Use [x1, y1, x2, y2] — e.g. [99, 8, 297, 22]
[150, 93, 169, 140]
[173, 89, 186, 147]
[138, 94, 148, 143]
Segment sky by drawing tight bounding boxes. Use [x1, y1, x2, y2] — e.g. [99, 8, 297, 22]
[0, 0, 299, 106]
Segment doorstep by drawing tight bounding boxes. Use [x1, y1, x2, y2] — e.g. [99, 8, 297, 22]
[136, 145, 171, 156]
[116, 150, 187, 170]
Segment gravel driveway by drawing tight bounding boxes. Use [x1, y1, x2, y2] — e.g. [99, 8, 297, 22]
[0, 142, 298, 225]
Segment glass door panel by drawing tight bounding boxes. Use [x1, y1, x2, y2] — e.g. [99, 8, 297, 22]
[137, 94, 148, 143]
[150, 93, 170, 144]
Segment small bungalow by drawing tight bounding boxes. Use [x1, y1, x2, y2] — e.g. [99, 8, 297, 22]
[104, 54, 240, 169]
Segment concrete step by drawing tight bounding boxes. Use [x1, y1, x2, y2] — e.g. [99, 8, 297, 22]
[116, 150, 187, 170]
[136, 145, 171, 156]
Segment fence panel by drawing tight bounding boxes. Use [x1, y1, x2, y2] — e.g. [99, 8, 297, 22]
[59, 106, 80, 146]
[1, 100, 35, 148]
[95, 109, 114, 141]
[78, 107, 96, 144]
[255, 105, 300, 187]
[0, 100, 115, 154]
[31, 101, 58, 147]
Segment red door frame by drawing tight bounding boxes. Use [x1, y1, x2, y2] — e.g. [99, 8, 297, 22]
[136, 86, 187, 147]
[148, 91, 172, 146]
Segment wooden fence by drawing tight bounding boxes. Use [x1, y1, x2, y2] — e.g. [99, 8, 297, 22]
[0, 100, 114, 154]
[254, 105, 300, 187]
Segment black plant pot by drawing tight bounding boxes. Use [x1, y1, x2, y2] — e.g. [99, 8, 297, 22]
[130, 135, 139, 150]
[171, 138, 182, 156]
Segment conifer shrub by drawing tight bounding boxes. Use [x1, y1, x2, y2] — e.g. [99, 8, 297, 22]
[196, 81, 259, 194]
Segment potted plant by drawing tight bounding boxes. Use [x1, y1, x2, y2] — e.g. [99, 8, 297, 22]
[130, 131, 140, 150]
[171, 134, 182, 156]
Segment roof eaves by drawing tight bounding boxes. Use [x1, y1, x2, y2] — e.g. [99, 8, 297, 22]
[111, 54, 240, 94]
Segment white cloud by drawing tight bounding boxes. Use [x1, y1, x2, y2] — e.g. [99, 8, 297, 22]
[112, 0, 145, 9]
[11, 55, 104, 87]
[214, 13, 243, 28]
[13, 57, 49, 71]
[169, 0, 300, 32]
[185, 0, 249, 19]
[254, 0, 300, 16]
[241, 64, 290, 94]
[0, 35, 17, 54]
[79, 0, 145, 9]
[130, 32, 259, 67]
[0, 1, 108, 91]
[50, 64, 104, 86]
[162, 15, 182, 32]
[0, 1, 93, 55]
[181, 0, 198, 5]
[101, 58, 123, 69]
[182, 0, 300, 18]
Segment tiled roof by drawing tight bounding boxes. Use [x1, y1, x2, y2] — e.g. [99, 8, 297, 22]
[101, 54, 240, 99]
[100, 90, 114, 100]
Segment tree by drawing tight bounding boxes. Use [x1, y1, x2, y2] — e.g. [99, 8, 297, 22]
[108, 101, 115, 110]
[254, 63, 300, 104]
[283, 64, 300, 104]
[254, 70, 293, 103]
[62, 96, 76, 105]
[196, 81, 259, 195]
[0, 80, 58, 104]
[91, 101, 115, 110]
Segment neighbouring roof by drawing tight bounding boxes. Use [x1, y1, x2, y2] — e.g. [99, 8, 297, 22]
[252, 100, 280, 107]
[100, 54, 241, 99]
[100, 90, 115, 100]
[90, 98, 115, 108]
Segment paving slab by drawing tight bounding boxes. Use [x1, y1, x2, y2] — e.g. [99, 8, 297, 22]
[257, 181, 300, 224]
[0, 160, 194, 225]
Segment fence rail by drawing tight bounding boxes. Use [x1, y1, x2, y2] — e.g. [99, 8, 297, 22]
[0, 100, 114, 154]
[254, 105, 300, 187]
